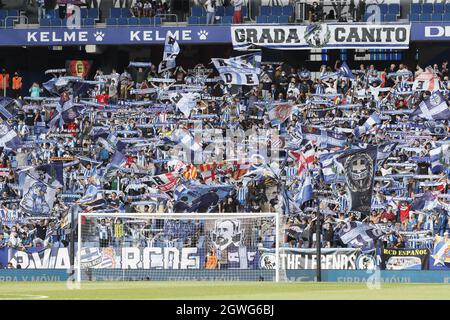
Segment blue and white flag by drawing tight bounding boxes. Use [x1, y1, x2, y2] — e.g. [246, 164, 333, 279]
[302, 126, 347, 149]
[411, 91, 450, 121]
[294, 174, 313, 206]
[168, 91, 200, 118]
[158, 35, 180, 73]
[0, 122, 21, 149]
[0, 97, 16, 119]
[337, 61, 354, 79]
[355, 112, 381, 138]
[430, 145, 449, 174]
[19, 174, 57, 216]
[211, 52, 261, 85]
[338, 221, 384, 247]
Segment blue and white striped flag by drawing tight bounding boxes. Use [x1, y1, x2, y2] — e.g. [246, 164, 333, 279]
[411, 91, 450, 121]
[294, 174, 313, 206]
[211, 52, 261, 85]
[355, 112, 381, 138]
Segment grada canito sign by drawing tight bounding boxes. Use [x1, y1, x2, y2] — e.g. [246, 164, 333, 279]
[231, 23, 411, 50]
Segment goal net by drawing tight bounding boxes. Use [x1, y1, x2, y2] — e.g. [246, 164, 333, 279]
[77, 212, 280, 282]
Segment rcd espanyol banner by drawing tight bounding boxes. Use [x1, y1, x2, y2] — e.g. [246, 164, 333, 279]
[231, 23, 410, 50]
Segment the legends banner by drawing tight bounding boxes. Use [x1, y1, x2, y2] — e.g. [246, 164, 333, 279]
[231, 24, 411, 50]
[280, 248, 376, 270]
[380, 247, 430, 270]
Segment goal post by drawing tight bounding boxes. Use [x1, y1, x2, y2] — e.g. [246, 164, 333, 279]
[76, 212, 281, 282]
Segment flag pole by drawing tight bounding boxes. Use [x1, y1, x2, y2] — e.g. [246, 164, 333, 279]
[313, 173, 322, 282]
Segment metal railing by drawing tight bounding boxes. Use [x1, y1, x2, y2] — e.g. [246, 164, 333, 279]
[3, 14, 28, 29]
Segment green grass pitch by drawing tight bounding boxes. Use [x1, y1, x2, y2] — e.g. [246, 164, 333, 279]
[0, 282, 449, 299]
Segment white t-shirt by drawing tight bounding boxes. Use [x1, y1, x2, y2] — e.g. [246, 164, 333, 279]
[233, 0, 243, 11]
[205, 0, 215, 13]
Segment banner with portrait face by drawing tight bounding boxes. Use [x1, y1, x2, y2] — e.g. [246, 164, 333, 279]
[337, 146, 377, 216]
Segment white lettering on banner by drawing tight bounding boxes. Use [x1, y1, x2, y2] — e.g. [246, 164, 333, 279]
[279, 252, 358, 269]
[424, 26, 450, 38]
[26, 31, 90, 43]
[9, 248, 71, 269]
[231, 24, 411, 50]
[130, 30, 193, 42]
[121, 247, 200, 269]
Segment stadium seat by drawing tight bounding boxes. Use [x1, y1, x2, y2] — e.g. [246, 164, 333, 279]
[432, 13, 443, 21]
[192, 6, 204, 16]
[388, 3, 400, 15]
[256, 15, 268, 23]
[443, 12, 450, 20]
[128, 17, 140, 25]
[384, 14, 396, 22]
[87, 8, 99, 19]
[260, 5, 270, 16]
[199, 16, 207, 24]
[121, 8, 132, 18]
[446, 3, 450, 12]
[117, 17, 129, 25]
[221, 15, 233, 24]
[154, 17, 161, 25]
[422, 3, 433, 13]
[411, 3, 422, 14]
[420, 13, 431, 21]
[241, 6, 247, 17]
[267, 15, 278, 23]
[0, 10, 7, 19]
[110, 8, 121, 18]
[106, 17, 117, 25]
[83, 18, 95, 26]
[225, 5, 234, 16]
[7, 9, 18, 17]
[434, 3, 444, 13]
[216, 6, 225, 16]
[410, 13, 420, 21]
[188, 16, 198, 25]
[44, 9, 57, 19]
[80, 8, 88, 18]
[379, 4, 388, 14]
[140, 17, 151, 25]
[271, 6, 282, 16]
[50, 18, 62, 26]
[282, 5, 294, 17]
[39, 18, 51, 27]
[279, 15, 290, 23]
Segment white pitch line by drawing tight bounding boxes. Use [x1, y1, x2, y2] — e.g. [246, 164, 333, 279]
[0, 294, 49, 300]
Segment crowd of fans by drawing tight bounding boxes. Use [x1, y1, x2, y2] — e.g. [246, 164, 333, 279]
[0, 51, 448, 264]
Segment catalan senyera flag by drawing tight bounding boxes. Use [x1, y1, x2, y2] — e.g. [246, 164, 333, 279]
[182, 164, 198, 180]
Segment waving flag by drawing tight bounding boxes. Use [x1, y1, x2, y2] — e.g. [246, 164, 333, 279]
[430, 145, 448, 174]
[338, 221, 384, 247]
[413, 68, 441, 92]
[302, 126, 347, 149]
[411, 91, 450, 121]
[337, 146, 377, 216]
[411, 190, 438, 211]
[212, 52, 261, 85]
[0, 122, 21, 149]
[19, 174, 57, 216]
[169, 92, 200, 118]
[294, 174, 313, 206]
[354, 112, 381, 138]
[158, 35, 180, 73]
[48, 99, 79, 129]
[0, 97, 17, 120]
[337, 62, 354, 79]
[267, 103, 293, 126]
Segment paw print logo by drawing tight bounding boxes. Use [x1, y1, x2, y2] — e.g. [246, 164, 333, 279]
[93, 31, 105, 42]
[197, 30, 208, 40]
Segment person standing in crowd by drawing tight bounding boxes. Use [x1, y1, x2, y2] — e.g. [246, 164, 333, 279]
[231, 0, 243, 23]
[11, 72, 22, 99]
[0, 69, 9, 97]
[29, 82, 42, 98]
[204, 0, 216, 25]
